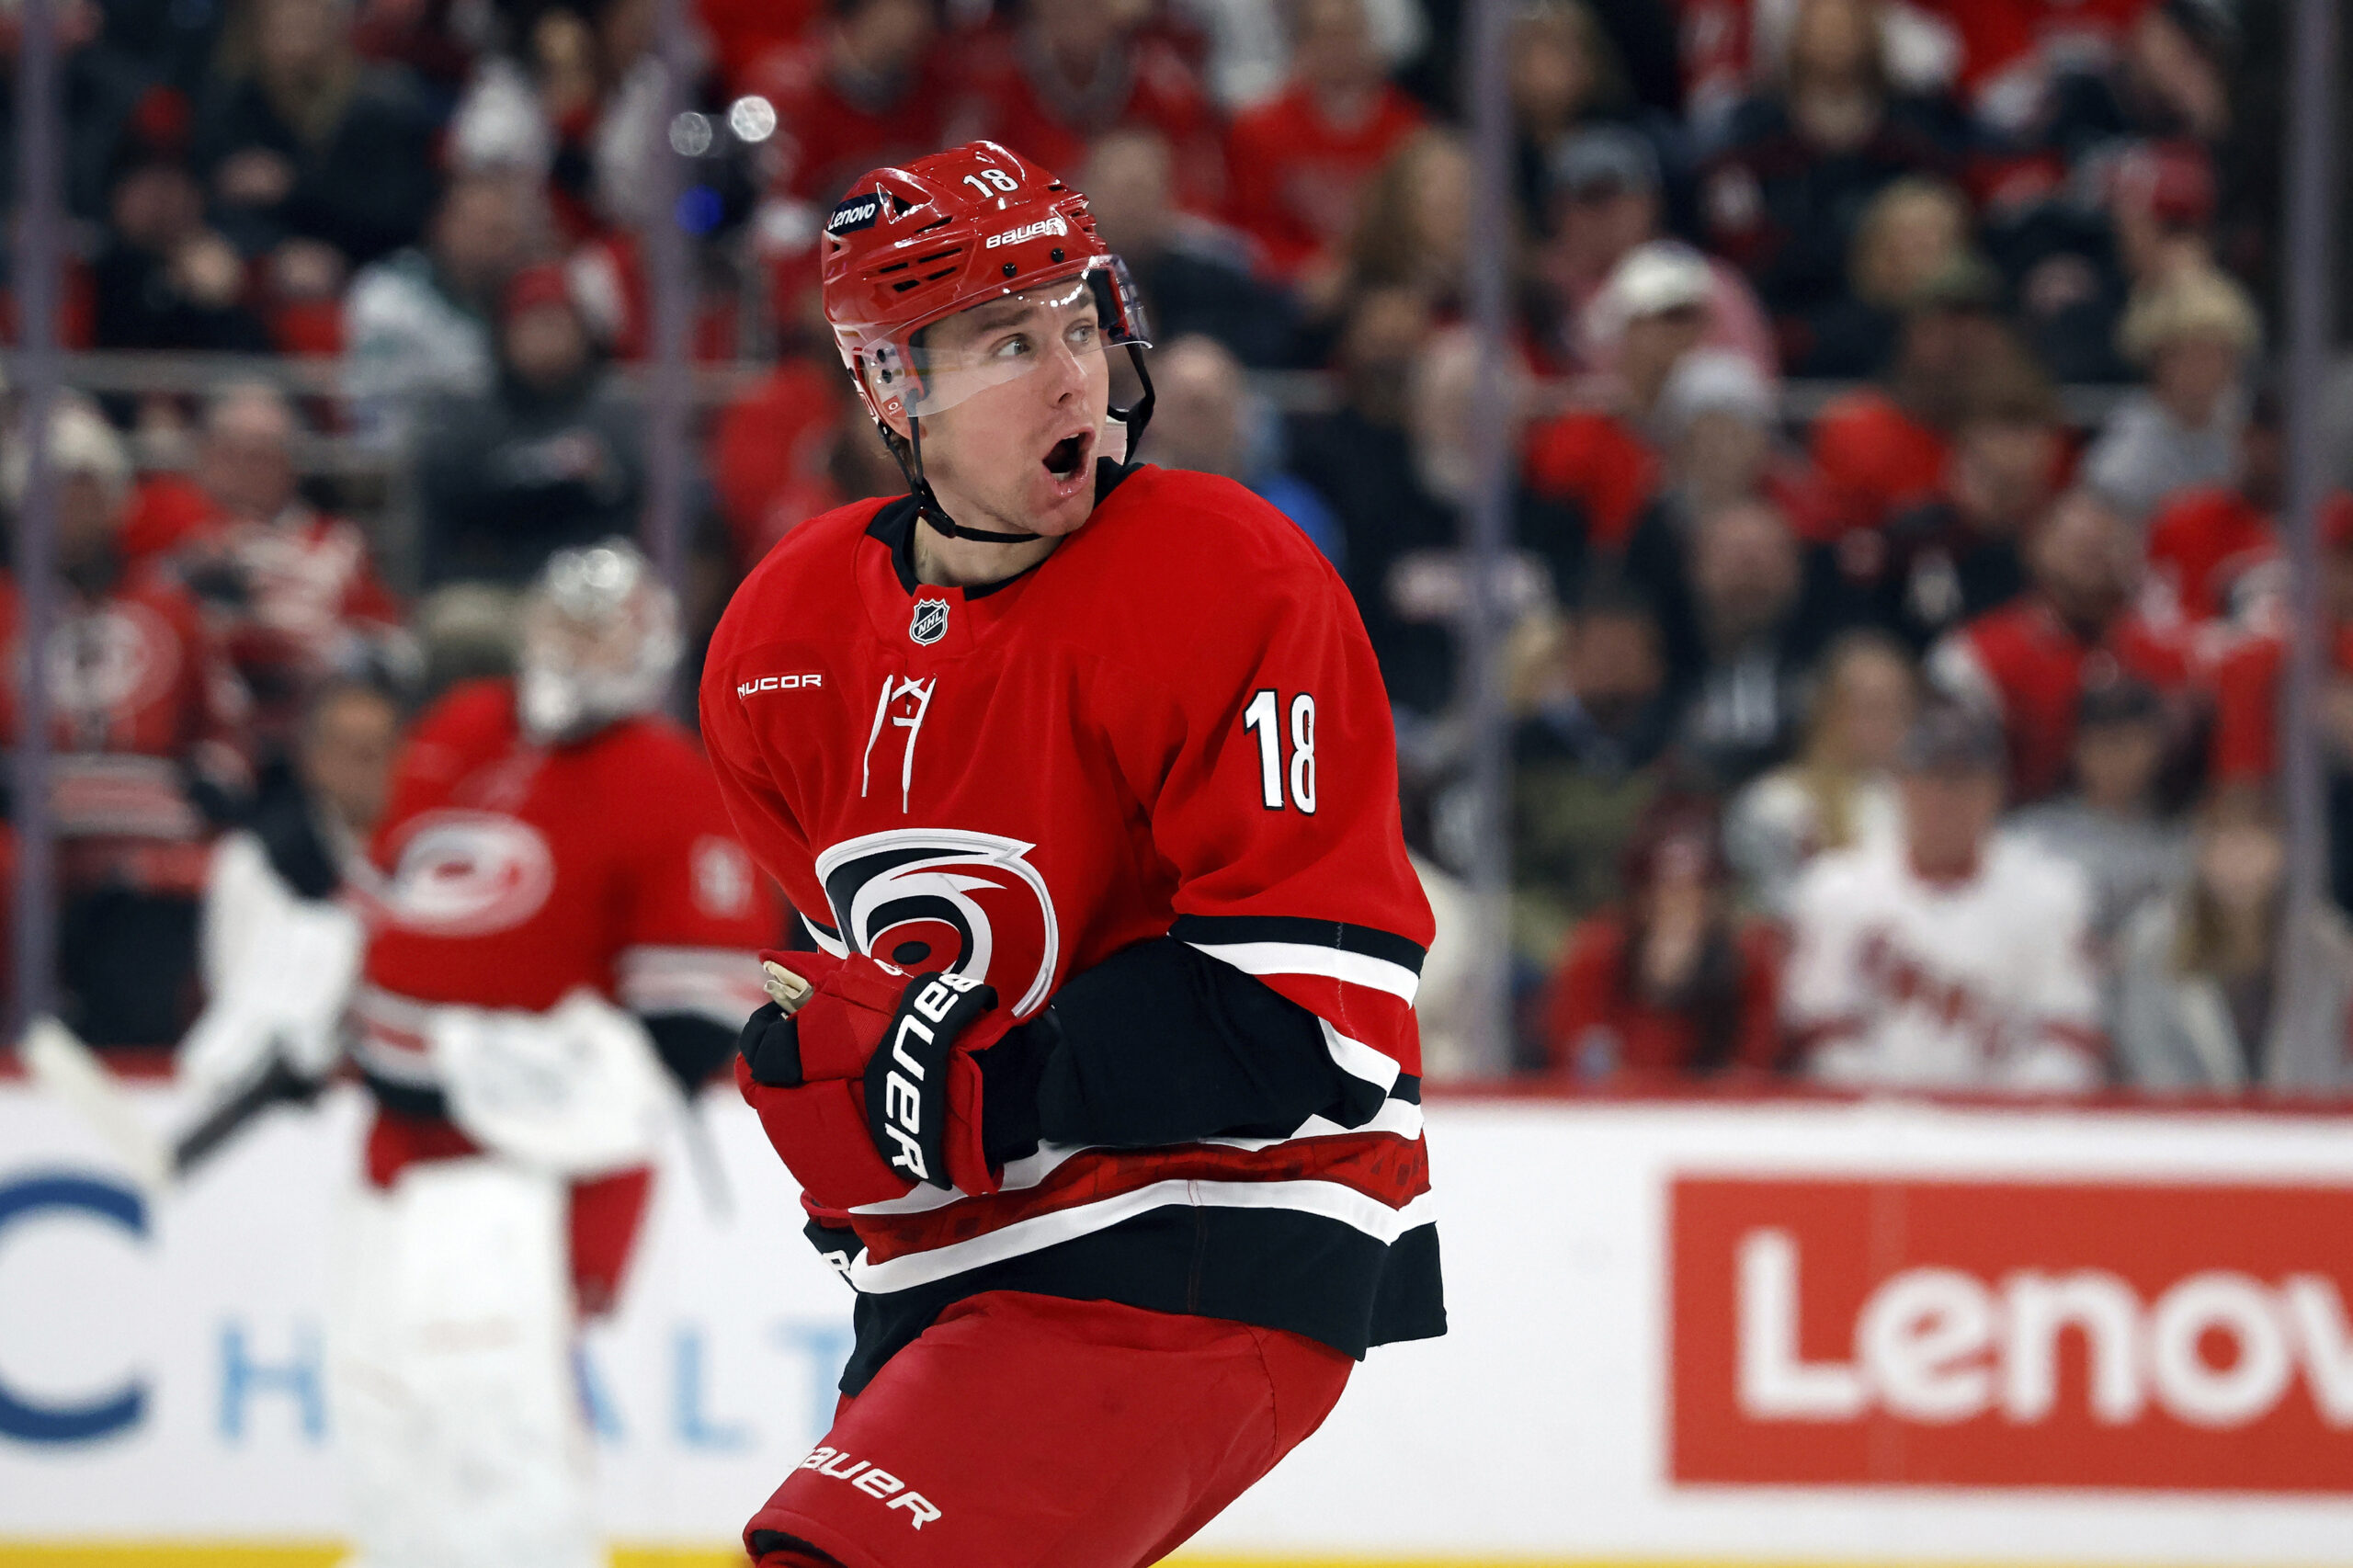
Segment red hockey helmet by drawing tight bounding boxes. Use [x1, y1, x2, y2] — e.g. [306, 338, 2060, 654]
[819, 140, 1152, 429]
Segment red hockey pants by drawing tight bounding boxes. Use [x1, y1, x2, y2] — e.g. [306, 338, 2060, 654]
[744, 1290, 1352, 1568]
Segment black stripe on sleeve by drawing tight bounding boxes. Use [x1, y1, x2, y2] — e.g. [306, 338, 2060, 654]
[1166, 914, 1427, 974]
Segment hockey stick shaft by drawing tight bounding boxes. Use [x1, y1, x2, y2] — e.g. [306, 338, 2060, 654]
[21, 1016, 171, 1193]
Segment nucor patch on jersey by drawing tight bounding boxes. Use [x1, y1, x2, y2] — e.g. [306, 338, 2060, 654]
[378, 810, 557, 937]
[814, 828, 1060, 1016]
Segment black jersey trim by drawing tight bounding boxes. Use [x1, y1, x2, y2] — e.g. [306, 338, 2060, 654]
[1167, 914, 1428, 975]
[838, 1205, 1444, 1393]
[360, 1071, 449, 1124]
[863, 459, 1140, 599]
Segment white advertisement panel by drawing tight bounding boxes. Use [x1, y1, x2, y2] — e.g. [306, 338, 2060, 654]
[3, 1083, 2352, 1564]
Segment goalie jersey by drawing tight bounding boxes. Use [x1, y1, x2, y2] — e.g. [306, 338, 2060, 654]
[701, 462, 1443, 1390]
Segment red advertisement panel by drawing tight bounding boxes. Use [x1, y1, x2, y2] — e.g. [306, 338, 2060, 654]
[1669, 1176, 2353, 1492]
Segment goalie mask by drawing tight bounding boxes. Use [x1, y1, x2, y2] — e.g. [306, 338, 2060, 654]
[516, 540, 682, 744]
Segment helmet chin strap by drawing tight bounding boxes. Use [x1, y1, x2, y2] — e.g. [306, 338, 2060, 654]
[890, 345, 1158, 547]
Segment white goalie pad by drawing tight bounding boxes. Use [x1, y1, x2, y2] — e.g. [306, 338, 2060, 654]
[180, 833, 367, 1103]
[426, 988, 673, 1176]
[329, 1159, 599, 1568]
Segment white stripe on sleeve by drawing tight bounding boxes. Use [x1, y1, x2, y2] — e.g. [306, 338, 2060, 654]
[1184, 939, 1421, 1004]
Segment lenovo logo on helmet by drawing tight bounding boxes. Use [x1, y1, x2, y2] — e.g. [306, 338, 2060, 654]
[984, 216, 1068, 249]
[827, 196, 882, 234]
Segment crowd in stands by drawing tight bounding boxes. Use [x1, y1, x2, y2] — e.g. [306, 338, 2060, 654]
[5, 0, 2350, 1096]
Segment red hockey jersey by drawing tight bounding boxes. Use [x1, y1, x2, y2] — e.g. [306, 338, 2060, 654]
[700, 463, 1442, 1384]
[0, 566, 251, 896]
[1929, 596, 2195, 803]
[356, 680, 776, 1117]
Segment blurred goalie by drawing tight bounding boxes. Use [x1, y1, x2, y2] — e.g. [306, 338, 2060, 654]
[188, 540, 775, 1568]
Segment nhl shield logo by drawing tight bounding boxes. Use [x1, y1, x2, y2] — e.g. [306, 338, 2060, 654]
[909, 598, 949, 646]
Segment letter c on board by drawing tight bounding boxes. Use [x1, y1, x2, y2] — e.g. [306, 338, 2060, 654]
[0, 1173, 148, 1444]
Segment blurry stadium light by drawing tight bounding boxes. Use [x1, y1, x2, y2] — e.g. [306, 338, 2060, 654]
[728, 96, 778, 144]
[668, 111, 715, 158]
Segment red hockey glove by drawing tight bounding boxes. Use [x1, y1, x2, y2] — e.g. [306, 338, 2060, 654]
[733, 950, 1015, 1207]
[861, 969, 1006, 1192]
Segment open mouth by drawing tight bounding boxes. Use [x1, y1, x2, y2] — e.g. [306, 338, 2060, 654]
[1042, 431, 1092, 483]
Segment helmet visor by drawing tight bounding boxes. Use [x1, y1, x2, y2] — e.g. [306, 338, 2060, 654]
[862, 260, 1150, 421]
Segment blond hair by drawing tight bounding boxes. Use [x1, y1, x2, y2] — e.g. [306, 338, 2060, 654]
[2118, 265, 2261, 364]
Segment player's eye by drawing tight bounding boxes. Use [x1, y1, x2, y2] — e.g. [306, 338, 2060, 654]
[988, 334, 1031, 362]
[1067, 318, 1098, 348]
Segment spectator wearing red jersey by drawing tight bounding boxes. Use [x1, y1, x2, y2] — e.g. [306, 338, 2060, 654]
[1224, 0, 1424, 285]
[707, 357, 854, 569]
[740, 0, 959, 329]
[956, 0, 1223, 209]
[170, 385, 406, 748]
[1644, 349, 1833, 540]
[2145, 387, 2286, 630]
[2026, 0, 2234, 158]
[0, 400, 253, 1046]
[1525, 241, 1711, 554]
[1915, 0, 2157, 141]
[1930, 486, 2194, 804]
[1809, 253, 2013, 533]
[699, 0, 824, 99]
[1538, 126, 1778, 385]
[706, 358, 913, 573]
[1859, 349, 2061, 651]
[745, 0, 954, 207]
[1541, 796, 1783, 1083]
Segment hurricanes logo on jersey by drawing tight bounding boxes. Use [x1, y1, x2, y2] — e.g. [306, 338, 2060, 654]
[909, 599, 949, 646]
[376, 811, 557, 936]
[813, 828, 1059, 1016]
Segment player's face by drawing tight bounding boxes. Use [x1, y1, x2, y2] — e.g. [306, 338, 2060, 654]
[912, 282, 1113, 538]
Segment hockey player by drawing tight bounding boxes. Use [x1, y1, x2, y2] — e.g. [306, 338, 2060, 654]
[336, 540, 775, 1568]
[1784, 699, 2107, 1092]
[700, 141, 1443, 1567]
